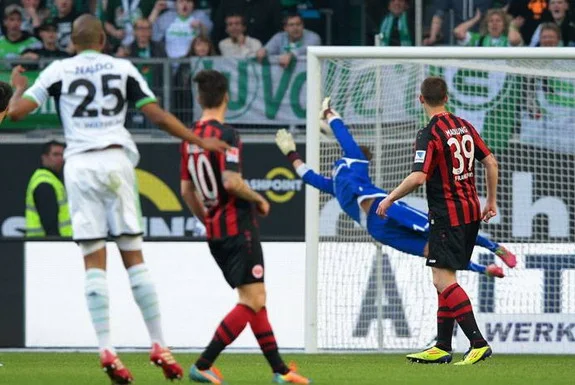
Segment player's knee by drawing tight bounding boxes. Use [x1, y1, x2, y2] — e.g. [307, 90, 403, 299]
[79, 240, 106, 256]
[116, 235, 143, 251]
[239, 286, 267, 312]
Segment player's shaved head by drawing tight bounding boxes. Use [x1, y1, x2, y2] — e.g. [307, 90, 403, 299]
[71, 14, 105, 51]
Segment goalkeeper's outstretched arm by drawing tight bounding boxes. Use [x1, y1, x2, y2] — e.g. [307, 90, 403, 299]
[320, 97, 366, 160]
[275, 129, 335, 196]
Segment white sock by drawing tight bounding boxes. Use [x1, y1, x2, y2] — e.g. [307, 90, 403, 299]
[85, 268, 113, 352]
[127, 263, 166, 347]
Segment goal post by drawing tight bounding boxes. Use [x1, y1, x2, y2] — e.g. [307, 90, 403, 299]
[304, 46, 575, 353]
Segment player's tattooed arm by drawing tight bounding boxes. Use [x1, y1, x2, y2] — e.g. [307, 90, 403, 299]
[222, 170, 270, 216]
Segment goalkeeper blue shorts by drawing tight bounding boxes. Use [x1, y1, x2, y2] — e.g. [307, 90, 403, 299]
[366, 197, 428, 257]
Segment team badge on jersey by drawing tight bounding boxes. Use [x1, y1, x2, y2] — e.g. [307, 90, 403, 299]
[414, 150, 426, 163]
[226, 147, 240, 163]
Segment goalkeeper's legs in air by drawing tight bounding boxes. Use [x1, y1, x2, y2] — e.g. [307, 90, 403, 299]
[191, 231, 310, 384]
[475, 234, 517, 268]
[365, 204, 503, 278]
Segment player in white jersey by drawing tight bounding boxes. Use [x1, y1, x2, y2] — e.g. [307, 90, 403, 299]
[8, 15, 228, 384]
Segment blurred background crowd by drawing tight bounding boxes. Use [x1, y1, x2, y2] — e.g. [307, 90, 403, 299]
[0, 0, 573, 130]
[1, 1, 573, 63]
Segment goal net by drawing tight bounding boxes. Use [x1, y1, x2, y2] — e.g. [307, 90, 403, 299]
[305, 48, 575, 353]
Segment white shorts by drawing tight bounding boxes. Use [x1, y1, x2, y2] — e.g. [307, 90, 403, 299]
[64, 148, 143, 241]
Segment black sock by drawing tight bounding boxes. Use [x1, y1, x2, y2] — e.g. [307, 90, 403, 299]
[195, 304, 254, 370]
[436, 292, 454, 351]
[250, 308, 289, 375]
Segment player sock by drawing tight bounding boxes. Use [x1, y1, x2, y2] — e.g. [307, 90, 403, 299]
[195, 304, 255, 370]
[435, 292, 454, 351]
[442, 283, 487, 348]
[127, 263, 165, 346]
[250, 307, 289, 375]
[467, 261, 486, 274]
[475, 234, 498, 252]
[85, 268, 113, 352]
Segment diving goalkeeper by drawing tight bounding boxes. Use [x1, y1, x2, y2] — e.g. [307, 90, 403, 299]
[275, 98, 516, 277]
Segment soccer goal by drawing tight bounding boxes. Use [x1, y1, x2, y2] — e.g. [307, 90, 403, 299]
[304, 47, 575, 353]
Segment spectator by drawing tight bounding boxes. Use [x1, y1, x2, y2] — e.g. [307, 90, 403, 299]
[20, 20, 69, 67]
[24, 140, 72, 238]
[186, 34, 216, 56]
[0, 5, 41, 63]
[454, 8, 522, 46]
[127, 17, 167, 58]
[159, 0, 212, 58]
[104, 0, 157, 49]
[539, 21, 563, 45]
[425, 0, 492, 45]
[377, 0, 414, 46]
[256, 13, 321, 68]
[218, 13, 262, 57]
[212, 0, 282, 46]
[53, 0, 79, 52]
[507, 0, 549, 44]
[530, 0, 575, 46]
[20, 0, 50, 34]
[172, 35, 215, 126]
[123, 17, 167, 129]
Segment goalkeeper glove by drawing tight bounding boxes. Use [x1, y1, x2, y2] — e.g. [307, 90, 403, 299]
[319, 97, 341, 121]
[319, 97, 341, 137]
[275, 129, 301, 162]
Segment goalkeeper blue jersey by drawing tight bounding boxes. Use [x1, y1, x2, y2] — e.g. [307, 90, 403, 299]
[297, 118, 429, 232]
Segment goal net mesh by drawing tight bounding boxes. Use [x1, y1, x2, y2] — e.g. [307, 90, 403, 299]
[315, 57, 575, 351]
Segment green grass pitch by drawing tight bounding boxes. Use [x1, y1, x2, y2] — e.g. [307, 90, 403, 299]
[0, 352, 572, 385]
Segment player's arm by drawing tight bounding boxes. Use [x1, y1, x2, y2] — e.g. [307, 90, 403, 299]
[180, 180, 206, 224]
[125, 62, 228, 153]
[471, 124, 498, 222]
[221, 129, 270, 216]
[7, 65, 45, 121]
[320, 97, 366, 160]
[179, 142, 207, 223]
[376, 128, 435, 217]
[275, 129, 335, 195]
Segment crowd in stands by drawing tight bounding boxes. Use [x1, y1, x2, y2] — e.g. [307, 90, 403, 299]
[368, 0, 575, 47]
[0, 1, 573, 128]
[1, 1, 572, 64]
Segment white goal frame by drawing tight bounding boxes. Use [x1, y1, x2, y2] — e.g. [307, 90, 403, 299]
[304, 46, 575, 353]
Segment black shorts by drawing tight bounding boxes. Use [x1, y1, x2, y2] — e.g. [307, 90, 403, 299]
[426, 220, 480, 270]
[208, 227, 264, 289]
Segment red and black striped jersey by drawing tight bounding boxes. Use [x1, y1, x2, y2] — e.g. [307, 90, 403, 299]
[180, 119, 254, 240]
[412, 112, 491, 227]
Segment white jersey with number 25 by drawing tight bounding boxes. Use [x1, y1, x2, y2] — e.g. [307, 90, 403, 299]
[23, 50, 157, 165]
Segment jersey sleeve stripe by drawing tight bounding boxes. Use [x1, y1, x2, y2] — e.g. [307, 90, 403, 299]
[135, 96, 157, 109]
[22, 94, 39, 104]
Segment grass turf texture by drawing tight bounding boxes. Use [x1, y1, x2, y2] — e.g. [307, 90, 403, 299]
[0, 353, 572, 385]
